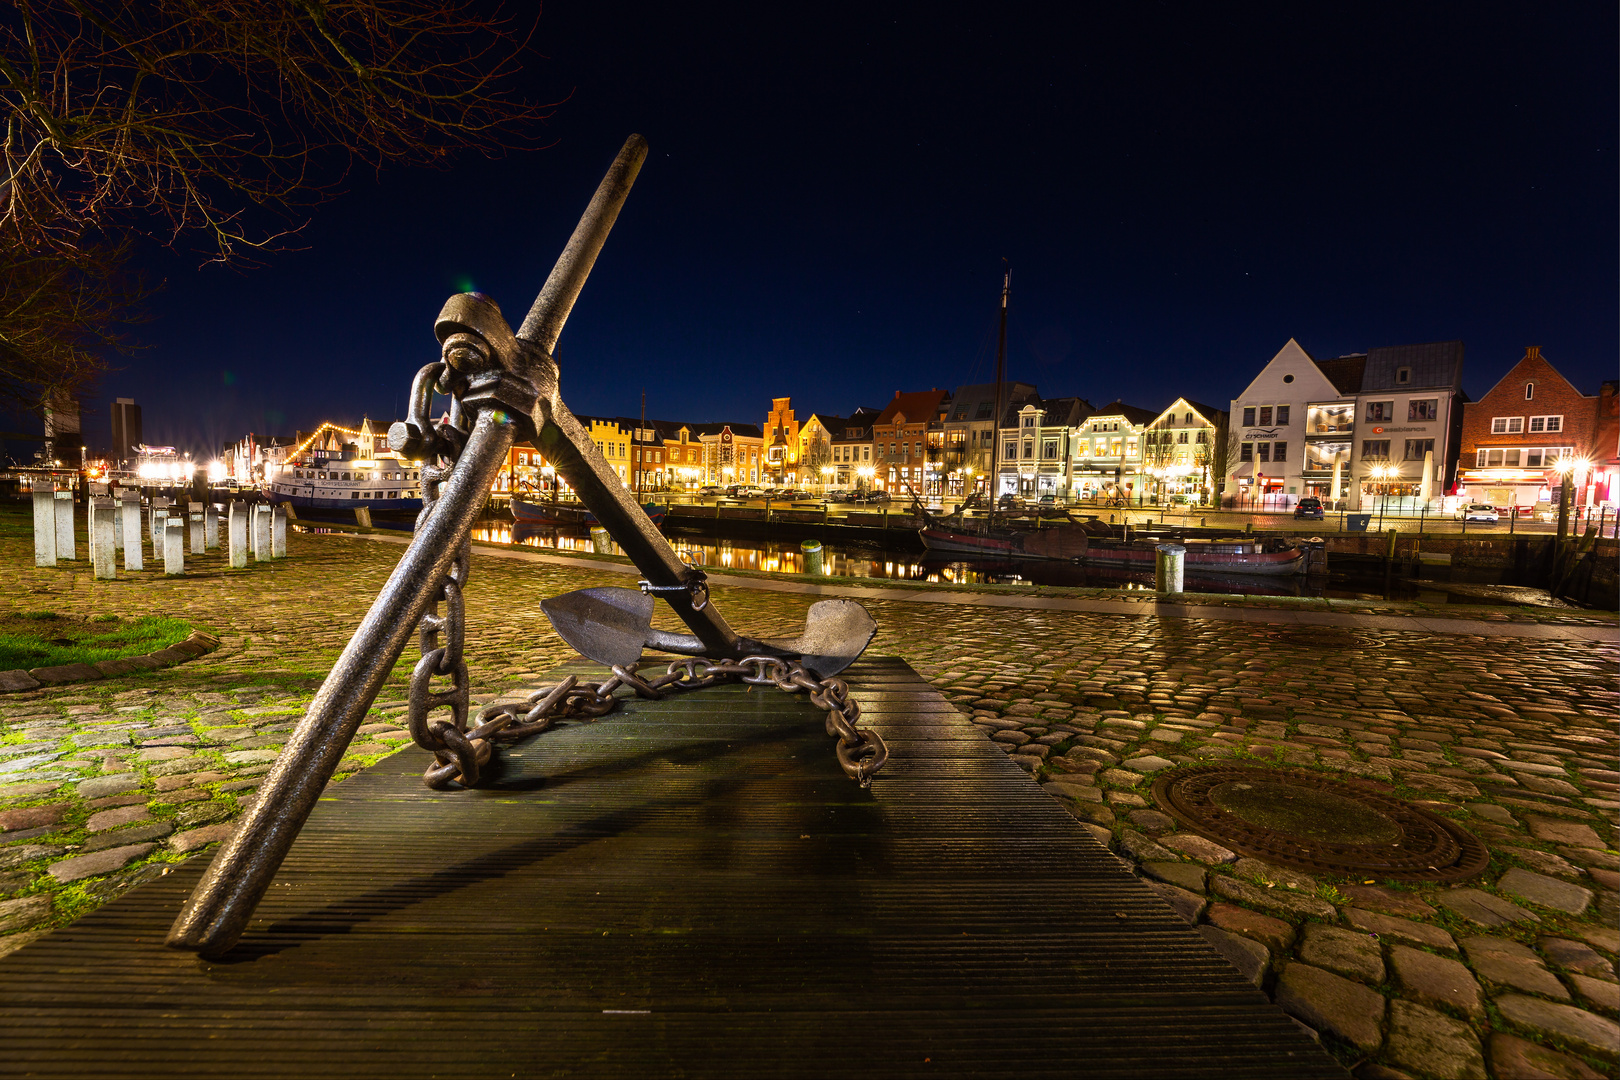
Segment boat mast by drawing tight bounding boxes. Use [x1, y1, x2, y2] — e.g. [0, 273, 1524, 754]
[989, 264, 1009, 524]
[636, 388, 646, 499]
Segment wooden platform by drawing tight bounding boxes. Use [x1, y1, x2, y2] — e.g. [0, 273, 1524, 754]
[0, 657, 1344, 1078]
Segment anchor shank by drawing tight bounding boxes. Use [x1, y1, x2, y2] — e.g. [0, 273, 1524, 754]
[518, 135, 648, 353]
[167, 412, 518, 958]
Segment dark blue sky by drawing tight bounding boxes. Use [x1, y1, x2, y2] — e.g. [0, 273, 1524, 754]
[67, 4, 1619, 456]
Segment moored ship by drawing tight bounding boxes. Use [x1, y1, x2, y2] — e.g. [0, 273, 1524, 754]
[265, 422, 424, 526]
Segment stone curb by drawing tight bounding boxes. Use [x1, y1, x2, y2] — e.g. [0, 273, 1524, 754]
[0, 631, 222, 694]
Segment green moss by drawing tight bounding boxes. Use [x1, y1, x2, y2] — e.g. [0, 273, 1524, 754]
[0, 612, 192, 670]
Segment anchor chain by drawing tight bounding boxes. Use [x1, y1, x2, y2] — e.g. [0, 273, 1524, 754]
[411, 656, 889, 791]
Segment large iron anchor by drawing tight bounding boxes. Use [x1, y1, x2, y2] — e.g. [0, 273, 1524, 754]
[166, 134, 880, 960]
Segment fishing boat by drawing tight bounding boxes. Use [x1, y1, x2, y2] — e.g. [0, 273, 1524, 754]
[511, 495, 667, 528]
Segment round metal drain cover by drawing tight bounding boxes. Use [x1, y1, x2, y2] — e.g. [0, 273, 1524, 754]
[1263, 628, 1383, 649]
[1152, 765, 1488, 883]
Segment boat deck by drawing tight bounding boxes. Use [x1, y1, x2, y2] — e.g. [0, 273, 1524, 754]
[0, 657, 1343, 1078]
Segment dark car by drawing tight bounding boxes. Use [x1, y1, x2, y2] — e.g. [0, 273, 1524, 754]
[1294, 496, 1325, 520]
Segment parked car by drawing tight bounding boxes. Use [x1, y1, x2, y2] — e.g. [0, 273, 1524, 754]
[1293, 496, 1325, 520]
[862, 490, 891, 503]
[1460, 503, 1499, 523]
[997, 494, 1025, 510]
[697, 485, 720, 496]
[826, 490, 852, 502]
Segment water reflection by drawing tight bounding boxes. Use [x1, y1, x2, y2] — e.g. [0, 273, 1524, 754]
[467, 522, 1287, 593]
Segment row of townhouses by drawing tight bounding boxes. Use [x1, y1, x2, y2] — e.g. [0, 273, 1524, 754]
[227, 341, 1618, 510]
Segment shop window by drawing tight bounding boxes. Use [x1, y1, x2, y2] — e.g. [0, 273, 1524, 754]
[1408, 399, 1438, 421]
[1503, 449, 1521, 466]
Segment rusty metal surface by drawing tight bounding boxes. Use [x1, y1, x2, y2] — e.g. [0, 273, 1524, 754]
[169, 133, 882, 959]
[0, 658, 1344, 1079]
[1152, 764, 1489, 883]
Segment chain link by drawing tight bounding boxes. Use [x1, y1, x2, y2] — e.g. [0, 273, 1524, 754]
[411, 655, 888, 790]
[396, 369, 882, 790]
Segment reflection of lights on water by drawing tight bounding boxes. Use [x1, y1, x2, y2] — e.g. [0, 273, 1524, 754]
[464, 524, 1182, 592]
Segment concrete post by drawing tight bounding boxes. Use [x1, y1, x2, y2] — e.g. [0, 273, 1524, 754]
[354, 506, 373, 528]
[92, 499, 117, 580]
[800, 539, 824, 575]
[590, 526, 612, 554]
[150, 497, 170, 544]
[111, 490, 124, 552]
[228, 502, 249, 569]
[189, 502, 206, 554]
[151, 503, 169, 561]
[163, 516, 186, 575]
[204, 504, 220, 550]
[252, 504, 272, 562]
[1155, 543, 1185, 594]
[32, 487, 57, 566]
[271, 504, 288, 558]
[55, 490, 76, 560]
[121, 495, 144, 572]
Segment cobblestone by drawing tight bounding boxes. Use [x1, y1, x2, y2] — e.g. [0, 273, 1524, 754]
[2, 519, 1617, 1077]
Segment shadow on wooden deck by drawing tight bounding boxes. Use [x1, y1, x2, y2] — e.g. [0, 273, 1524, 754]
[0, 657, 1345, 1078]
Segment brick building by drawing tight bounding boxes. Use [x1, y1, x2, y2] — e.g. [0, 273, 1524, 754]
[1457, 346, 1598, 509]
[872, 388, 950, 495]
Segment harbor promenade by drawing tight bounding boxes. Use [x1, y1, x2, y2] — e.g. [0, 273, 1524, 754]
[0, 515, 1615, 1077]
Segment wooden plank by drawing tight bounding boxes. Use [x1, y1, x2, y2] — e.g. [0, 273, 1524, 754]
[0, 656, 1344, 1078]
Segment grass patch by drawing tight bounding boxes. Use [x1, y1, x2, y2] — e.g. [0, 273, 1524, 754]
[0, 612, 192, 670]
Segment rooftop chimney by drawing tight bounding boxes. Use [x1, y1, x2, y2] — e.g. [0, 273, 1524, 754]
[1527, 346, 1542, 360]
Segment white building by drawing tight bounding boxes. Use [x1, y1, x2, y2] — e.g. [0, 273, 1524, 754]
[1348, 342, 1465, 510]
[1230, 339, 1356, 507]
[1142, 398, 1227, 504]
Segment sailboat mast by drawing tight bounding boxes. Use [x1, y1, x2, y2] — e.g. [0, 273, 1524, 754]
[636, 389, 646, 498]
[990, 266, 1009, 520]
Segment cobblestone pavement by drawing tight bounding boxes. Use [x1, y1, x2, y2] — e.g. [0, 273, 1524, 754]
[0, 521, 1616, 1078]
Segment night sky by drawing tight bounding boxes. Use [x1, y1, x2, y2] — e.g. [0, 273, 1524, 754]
[59, 5, 1620, 458]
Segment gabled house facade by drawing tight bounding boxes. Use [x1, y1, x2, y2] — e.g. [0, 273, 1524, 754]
[1458, 347, 1599, 510]
[1229, 338, 1345, 504]
[1142, 398, 1227, 504]
[829, 406, 879, 489]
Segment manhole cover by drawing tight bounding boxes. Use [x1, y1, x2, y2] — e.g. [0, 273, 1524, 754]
[1262, 628, 1383, 649]
[1151, 765, 1488, 883]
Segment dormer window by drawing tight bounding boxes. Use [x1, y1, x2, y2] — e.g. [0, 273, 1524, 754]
[1396, 367, 1411, 385]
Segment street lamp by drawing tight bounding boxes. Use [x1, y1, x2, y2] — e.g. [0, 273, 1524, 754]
[1552, 454, 1590, 540]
